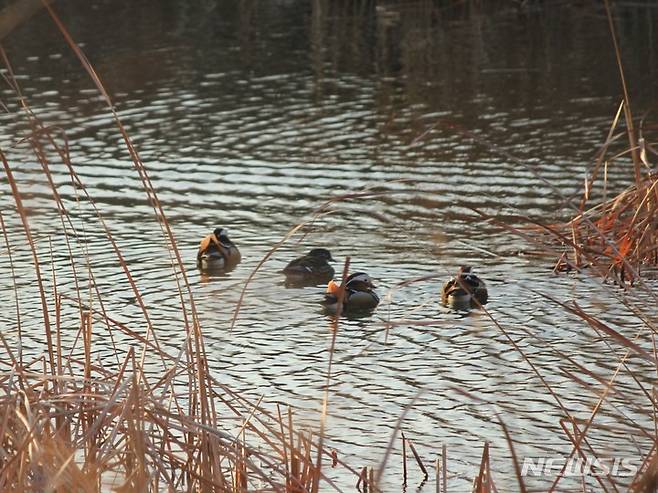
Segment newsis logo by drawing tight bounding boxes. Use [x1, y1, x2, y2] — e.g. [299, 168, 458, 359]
[521, 457, 639, 477]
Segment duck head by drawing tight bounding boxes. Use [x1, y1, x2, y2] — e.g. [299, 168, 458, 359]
[345, 272, 377, 291]
[213, 228, 233, 247]
[308, 248, 334, 261]
[458, 265, 473, 276]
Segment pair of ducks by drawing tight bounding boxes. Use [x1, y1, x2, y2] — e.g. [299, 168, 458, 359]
[197, 228, 488, 313]
[280, 247, 381, 313]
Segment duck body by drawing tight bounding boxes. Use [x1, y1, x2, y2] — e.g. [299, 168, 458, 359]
[322, 272, 380, 314]
[441, 266, 488, 309]
[283, 248, 335, 286]
[197, 228, 241, 271]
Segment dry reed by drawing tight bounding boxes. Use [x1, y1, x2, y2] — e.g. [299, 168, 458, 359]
[543, 1, 658, 285]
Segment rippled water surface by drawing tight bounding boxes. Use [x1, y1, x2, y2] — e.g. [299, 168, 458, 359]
[2, 1, 658, 490]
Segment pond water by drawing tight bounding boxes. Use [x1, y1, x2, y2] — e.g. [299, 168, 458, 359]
[1, 0, 658, 490]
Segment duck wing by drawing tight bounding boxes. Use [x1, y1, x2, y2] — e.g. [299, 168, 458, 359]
[283, 256, 312, 274]
[197, 235, 213, 261]
[321, 292, 341, 307]
[441, 278, 460, 302]
[344, 288, 379, 310]
[198, 234, 229, 263]
[284, 256, 334, 276]
[465, 275, 488, 304]
[452, 275, 488, 305]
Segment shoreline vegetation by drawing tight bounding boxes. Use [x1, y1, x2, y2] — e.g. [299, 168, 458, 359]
[0, 1, 657, 492]
[539, 1, 658, 287]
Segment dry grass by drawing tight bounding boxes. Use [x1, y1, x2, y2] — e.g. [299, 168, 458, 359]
[543, 2, 658, 286]
[554, 169, 658, 285]
[0, 337, 351, 492]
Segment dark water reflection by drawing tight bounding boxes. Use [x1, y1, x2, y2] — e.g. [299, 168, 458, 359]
[2, 0, 658, 490]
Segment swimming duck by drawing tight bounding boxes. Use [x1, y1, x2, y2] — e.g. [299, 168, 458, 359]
[322, 272, 380, 314]
[441, 265, 488, 308]
[197, 228, 241, 271]
[282, 248, 335, 285]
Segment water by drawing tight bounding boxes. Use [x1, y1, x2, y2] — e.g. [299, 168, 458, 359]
[1, 1, 658, 490]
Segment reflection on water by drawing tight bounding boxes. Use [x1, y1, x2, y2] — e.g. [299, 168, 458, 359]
[1, 0, 658, 489]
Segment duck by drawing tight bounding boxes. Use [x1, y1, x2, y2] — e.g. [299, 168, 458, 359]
[322, 272, 380, 314]
[441, 265, 488, 309]
[197, 228, 241, 271]
[282, 248, 335, 285]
